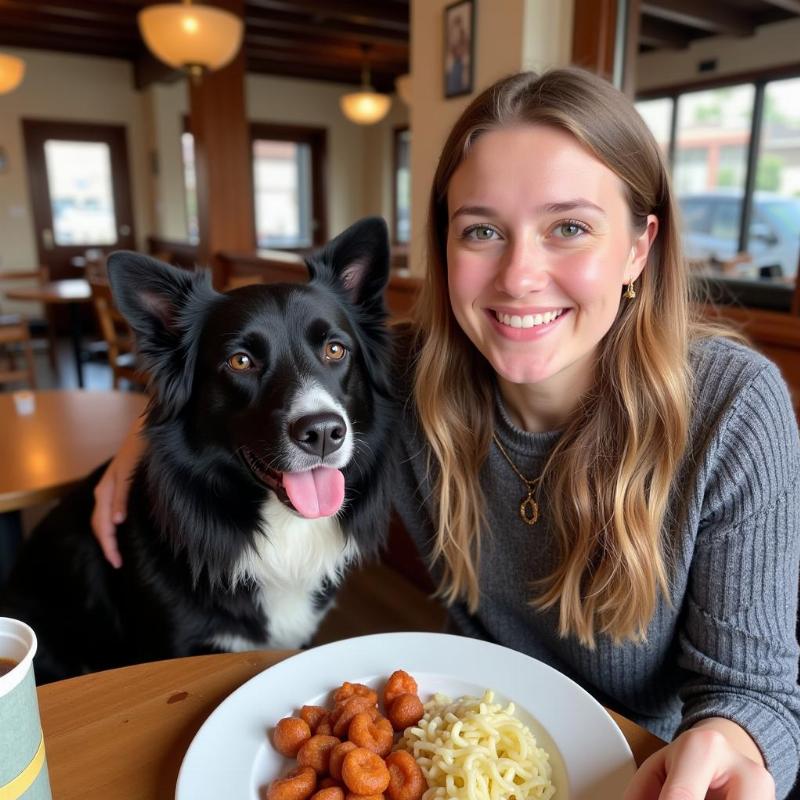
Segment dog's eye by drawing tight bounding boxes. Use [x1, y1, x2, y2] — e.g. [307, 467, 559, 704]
[227, 353, 253, 371]
[324, 341, 347, 361]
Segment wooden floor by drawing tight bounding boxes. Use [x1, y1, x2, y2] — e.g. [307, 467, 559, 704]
[15, 337, 447, 642]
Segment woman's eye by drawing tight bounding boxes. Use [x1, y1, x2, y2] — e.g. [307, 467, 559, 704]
[464, 224, 499, 241]
[324, 341, 347, 361]
[555, 221, 587, 238]
[227, 353, 253, 371]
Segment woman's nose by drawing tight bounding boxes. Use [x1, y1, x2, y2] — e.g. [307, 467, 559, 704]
[493, 239, 548, 298]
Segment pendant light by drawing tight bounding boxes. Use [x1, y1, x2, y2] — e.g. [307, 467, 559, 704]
[138, 0, 244, 81]
[340, 45, 392, 125]
[0, 54, 25, 94]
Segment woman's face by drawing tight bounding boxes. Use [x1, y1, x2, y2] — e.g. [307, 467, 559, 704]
[446, 124, 657, 393]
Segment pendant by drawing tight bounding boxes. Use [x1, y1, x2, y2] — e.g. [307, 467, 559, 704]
[519, 491, 539, 526]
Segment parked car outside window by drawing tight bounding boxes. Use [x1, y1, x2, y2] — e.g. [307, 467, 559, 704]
[678, 189, 800, 280]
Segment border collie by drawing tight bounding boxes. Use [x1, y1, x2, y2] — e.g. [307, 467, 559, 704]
[1, 217, 396, 683]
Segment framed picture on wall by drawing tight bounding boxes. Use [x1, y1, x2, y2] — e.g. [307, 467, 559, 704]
[444, 0, 475, 98]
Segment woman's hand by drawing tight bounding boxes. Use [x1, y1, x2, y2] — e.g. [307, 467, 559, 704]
[91, 419, 146, 569]
[624, 719, 775, 799]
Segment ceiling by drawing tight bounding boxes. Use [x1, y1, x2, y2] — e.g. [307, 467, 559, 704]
[0, 0, 798, 91]
[638, 0, 800, 52]
[0, 0, 410, 91]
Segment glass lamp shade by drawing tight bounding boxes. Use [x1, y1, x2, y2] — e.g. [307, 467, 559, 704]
[0, 54, 25, 94]
[138, 3, 244, 72]
[339, 89, 392, 125]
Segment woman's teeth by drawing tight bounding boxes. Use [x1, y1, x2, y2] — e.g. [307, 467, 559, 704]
[495, 309, 564, 329]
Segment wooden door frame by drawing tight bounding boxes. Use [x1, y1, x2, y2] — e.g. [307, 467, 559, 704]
[22, 119, 136, 278]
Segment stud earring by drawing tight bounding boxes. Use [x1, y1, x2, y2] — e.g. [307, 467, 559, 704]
[624, 279, 636, 300]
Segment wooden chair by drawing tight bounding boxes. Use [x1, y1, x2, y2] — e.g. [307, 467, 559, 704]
[0, 317, 37, 389]
[0, 267, 57, 372]
[85, 262, 143, 390]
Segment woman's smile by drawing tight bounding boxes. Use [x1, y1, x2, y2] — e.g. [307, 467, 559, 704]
[487, 307, 569, 340]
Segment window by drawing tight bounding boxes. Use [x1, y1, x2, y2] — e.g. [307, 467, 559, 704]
[252, 138, 312, 249]
[634, 97, 673, 158]
[44, 140, 117, 246]
[180, 123, 326, 250]
[636, 74, 800, 293]
[394, 127, 410, 245]
[181, 132, 198, 243]
[757, 77, 800, 282]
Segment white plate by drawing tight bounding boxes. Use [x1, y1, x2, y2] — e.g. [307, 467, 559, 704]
[176, 632, 636, 800]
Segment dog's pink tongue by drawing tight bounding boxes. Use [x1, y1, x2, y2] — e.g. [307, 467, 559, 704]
[282, 468, 345, 518]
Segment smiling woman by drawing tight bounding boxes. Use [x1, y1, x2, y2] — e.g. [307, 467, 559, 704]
[402, 68, 800, 799]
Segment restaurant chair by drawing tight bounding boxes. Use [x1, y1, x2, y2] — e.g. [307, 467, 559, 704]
[0, 267, 57, 372]
[85, 263, 144, 390]
[0, 316, 37, 389]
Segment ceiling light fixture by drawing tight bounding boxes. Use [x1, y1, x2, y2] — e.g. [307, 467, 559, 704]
[138, 0, 244, 81]
[0, 53, 25, 95]
[340, 45, 392, 125]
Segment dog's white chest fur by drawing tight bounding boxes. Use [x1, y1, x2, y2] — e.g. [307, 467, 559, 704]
[212, 495, 358, 652]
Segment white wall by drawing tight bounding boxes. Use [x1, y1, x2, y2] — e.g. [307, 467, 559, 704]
[637, 17, 800, 93]
[148, 80, 188, 242]
[0, 47, 152, 273]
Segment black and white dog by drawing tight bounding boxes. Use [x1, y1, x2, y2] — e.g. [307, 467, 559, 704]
[0, 217, 397, 683]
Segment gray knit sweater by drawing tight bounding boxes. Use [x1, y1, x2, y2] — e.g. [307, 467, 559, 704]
[393, 337, 800, 797]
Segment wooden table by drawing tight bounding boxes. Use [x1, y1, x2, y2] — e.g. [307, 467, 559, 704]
[0, 389, 147, 577]
[37, 651, 666, 800]
[5, 279, 92, 387]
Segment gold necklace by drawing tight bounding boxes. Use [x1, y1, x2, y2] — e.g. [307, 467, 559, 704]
[492, 434, 541, 526]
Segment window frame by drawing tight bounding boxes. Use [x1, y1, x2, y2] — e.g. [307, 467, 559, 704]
[637, 65, 800, 312]
[392, 125, 410, 247]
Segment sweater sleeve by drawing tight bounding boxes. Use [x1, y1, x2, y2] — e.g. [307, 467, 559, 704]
[676, 359, 800, 798]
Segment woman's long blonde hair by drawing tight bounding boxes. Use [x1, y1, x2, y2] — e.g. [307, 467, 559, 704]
[413, 68, 699, 647]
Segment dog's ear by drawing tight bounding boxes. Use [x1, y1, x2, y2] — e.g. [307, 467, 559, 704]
[106, 251, 218, 418]
[305, 216, 390, 307]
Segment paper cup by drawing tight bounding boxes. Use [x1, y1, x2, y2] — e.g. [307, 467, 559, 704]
[11, 391, 35, 416]
[0, 618, 52, 799]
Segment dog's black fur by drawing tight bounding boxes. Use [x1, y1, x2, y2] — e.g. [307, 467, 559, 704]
[0, 217, 397, 684]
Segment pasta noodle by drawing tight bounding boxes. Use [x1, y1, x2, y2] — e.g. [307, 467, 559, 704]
[396, 690, 555, 800]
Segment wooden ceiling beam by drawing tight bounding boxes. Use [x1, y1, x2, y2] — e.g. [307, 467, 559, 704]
[759, 0, 800, 13]
[243, 33, 406, 66]
[246, 8, 408, 45]
[245, 57, 399, 91]
[0, 28, 130, 59]
[0, 9, 140, 42]
[639, 17, 691, 49]
[640, 0, 754, 36]
[246, 0, 409, 32]
[0, 0, 137, 24]
[244, 46, 406, 79]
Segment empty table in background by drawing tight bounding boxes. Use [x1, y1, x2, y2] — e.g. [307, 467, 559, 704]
[5, 279, 92, 388]
[0, 389, 147, 579]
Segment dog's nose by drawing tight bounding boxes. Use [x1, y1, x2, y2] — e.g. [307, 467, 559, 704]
[289, 412, 346, 459]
